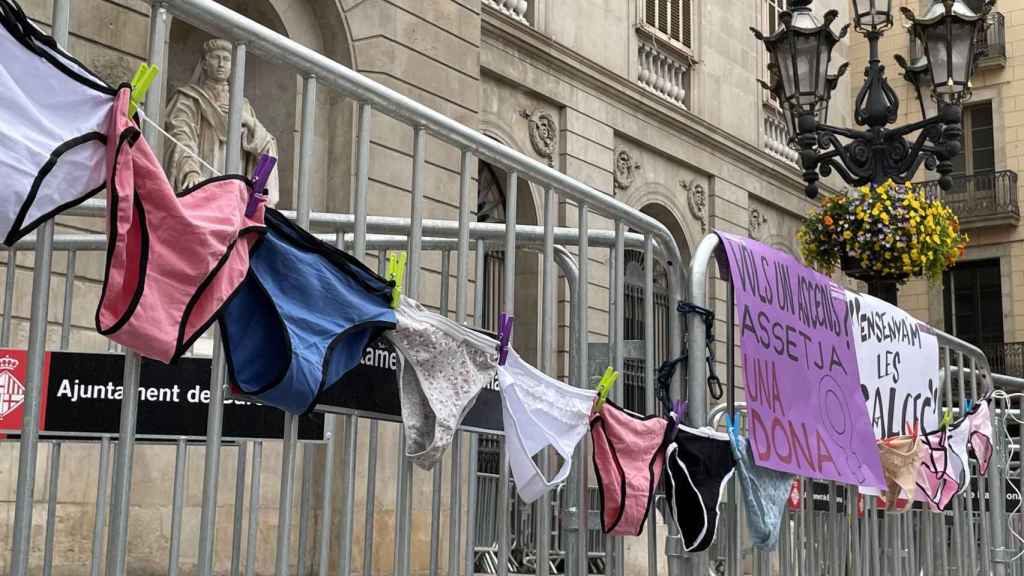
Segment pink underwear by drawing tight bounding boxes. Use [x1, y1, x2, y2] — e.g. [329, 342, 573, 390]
[96, 87, 265, 363]
[590, 401, 674, 536]
[968, 400, 993, 475]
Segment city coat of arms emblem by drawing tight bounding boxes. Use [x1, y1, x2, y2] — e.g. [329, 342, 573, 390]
[0, 356, 25, 419]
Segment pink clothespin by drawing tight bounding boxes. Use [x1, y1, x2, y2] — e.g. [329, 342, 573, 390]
[497, 313, 513, 366]
[246, 154, 276, 217]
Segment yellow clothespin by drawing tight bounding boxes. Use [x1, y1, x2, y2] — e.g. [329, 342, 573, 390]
[593, 367, 620, 412]
[128, 63, 159, 117]
[386, 251, 407, 309]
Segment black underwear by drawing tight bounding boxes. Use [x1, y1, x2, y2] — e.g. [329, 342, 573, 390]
[664, 424, 736, 552]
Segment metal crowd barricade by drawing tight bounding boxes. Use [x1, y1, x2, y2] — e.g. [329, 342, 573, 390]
[685, 232, 1014, 576]
[6, 2, 689, 576]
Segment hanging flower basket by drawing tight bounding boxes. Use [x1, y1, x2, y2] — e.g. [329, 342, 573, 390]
[797, 180, 968, 285]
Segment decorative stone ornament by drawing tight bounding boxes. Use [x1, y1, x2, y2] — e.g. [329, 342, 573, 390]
[750, 208, 768, 237]
[522, 109, 558, 161]
[613, 148, 641, 191]
[681, 178, 706, 232]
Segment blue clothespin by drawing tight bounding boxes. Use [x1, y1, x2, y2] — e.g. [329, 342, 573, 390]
[724, 413, 736, 439]
[497, 313, 513, 365]
[965, 399, 974, 414]
[128, 63, 158, 117]
[246, 155, 276, 217]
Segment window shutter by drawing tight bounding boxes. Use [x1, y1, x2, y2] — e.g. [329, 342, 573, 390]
[670, 0, 680, 42]
[681, 0, 692, 47]
[646, 0, 657, 28]
[658, 0, 669, 35]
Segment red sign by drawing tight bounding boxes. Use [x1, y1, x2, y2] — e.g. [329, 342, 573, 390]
[0, 350, 49, 432]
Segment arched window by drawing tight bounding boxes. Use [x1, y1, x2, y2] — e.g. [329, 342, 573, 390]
[622, 249, 672, 413]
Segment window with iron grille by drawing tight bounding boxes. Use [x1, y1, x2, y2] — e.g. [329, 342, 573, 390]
[622, 250, 672, 414]
[645, 0, 693, 50]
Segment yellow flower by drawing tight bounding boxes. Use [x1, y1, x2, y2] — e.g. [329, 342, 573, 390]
[843, 230, 853, 240]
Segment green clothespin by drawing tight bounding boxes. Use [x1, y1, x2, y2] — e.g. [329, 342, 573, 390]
[941, 409, 954, 430]
[593, 367, 620, 412]
[386, 251, 407, 309]
[128, 63, 159, 117]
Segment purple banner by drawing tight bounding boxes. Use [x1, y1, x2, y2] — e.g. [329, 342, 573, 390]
[716, 231, 884, 488]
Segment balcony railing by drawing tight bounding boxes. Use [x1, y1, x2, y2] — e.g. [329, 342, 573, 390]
[909, 12, 1005, 69]
[920, 170, 1020, 229]
[482, 0, 529, 25]
[980, 342, 1024, 379]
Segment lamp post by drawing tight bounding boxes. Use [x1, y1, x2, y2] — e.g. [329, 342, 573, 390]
[752, 0, 994, 199]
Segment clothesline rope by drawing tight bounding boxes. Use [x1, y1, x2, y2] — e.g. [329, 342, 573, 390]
[136, 109, 222, 177]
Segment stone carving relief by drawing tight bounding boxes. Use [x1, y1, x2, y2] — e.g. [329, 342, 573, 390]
[164, 39, 279, 205]
[521, 109, 558, 162]
[749, 208, 768, 237]
[613, 148, 641, 191]
[681, 178, 706, 232]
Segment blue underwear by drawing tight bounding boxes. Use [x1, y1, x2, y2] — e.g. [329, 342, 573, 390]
[729, 432, 793, 550]
[220, 208, 397, 414]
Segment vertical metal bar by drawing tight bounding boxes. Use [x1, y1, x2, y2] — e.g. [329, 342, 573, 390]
[245, 442, 263, 576]
[318, 417, 337, 576]
[42, 442, 61, 576]
[106, 351, 140, 576]
[394, 127, 427, 576]
[496, 170, 517, 576]
[466, 240, 485, 576]
[90, 436, 111, 576]
[1, 248, 16, 346]
[297, 446, 314, 575]
[230, 443, 248, 576]
[10, 0, 66, 570]
[465, 434, 480, 576]
[642, 233, 656, 576]
[989, 385, 1009, 576]
[353, 103, 372, 258]
[197, 39, 246, 576]
[296, 74, 317, 235]
[922, 505, 934, 576]
[450, 152, 473, 576]
[273, 72, 316, 576]
[276, 416, 299, 576]
[455, 152, 473, 326]
[429, 253, 450, 576]
[727, 283, 739, 576]
[611, 220, 625, 576]
[576, 204, 592, 576]
[169, 438, 188, 576]
[60, 251, 75, 349]
[361, 421, 378, 576]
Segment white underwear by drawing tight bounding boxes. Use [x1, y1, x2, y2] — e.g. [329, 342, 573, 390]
[498, 347, 596, 503]
[0, 0, 116, 244]
[387, 297, 498, 470]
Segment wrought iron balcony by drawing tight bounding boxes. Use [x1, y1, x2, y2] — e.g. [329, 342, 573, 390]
[980, 342, 1024, 379]
[920, 170, 1020, 229]
[909, 12, 1005, 70]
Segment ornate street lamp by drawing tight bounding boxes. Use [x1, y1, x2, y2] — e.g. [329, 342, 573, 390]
[752, 0, 995, 198]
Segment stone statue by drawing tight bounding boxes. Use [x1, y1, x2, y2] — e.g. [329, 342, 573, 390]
[164, 39, 279, 205]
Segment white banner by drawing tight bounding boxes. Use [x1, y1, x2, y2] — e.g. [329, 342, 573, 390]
[846, 291, 940, 440]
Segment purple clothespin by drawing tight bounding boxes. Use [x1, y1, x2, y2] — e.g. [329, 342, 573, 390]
[497, 313, 513, 366]
[246, 154, 276, 217]
[673, 400, 687, 419]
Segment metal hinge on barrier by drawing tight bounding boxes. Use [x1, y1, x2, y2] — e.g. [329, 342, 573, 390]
[562, 507, 580, 532]
[991, 547, 1015, 564]
[664, 533, 685, 559]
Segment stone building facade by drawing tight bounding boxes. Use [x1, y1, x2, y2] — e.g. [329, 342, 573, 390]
[846, 0, 1024, 377]
[0, 0, 852, 574]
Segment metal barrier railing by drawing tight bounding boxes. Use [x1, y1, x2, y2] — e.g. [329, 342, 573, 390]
[6, 1, 688, 575]
[685, 232, 1012, 576]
